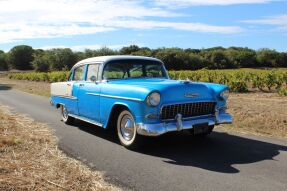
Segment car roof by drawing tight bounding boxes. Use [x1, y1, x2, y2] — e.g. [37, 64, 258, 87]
[72, 55, 162, 69]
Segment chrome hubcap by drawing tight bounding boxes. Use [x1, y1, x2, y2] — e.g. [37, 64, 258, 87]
[62, 106, 68, 119]
[120, 115, 135, 141]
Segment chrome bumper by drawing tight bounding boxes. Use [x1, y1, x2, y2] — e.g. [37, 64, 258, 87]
[137, 112, 232, 137]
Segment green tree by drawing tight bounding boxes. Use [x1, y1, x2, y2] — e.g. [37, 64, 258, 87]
[188, 53, 203, 70]
[131, 47, 153, 57]
[8, 45, 34, 70]
[95, 47, 117, 56]
[32, 51, 50, 72]
[48, 48, 77, 71]
[120, 45, 140, 55]
[225, 48, 256, 68]
[201, 49, 229, 69]
[0, 51, 8, 71]
[256, 49, 280, 67]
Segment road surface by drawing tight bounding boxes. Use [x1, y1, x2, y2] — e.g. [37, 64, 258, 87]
[0, 85, 287, 191]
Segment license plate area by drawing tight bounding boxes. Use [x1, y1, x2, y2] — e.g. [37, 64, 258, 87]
[193, 123, 209, 134]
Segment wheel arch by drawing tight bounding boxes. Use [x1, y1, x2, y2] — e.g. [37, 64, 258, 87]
[105, 103, 132, 130]
[56, 103, 65, 109]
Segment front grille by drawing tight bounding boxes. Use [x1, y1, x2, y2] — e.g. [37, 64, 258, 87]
[160, 102, 216, 120]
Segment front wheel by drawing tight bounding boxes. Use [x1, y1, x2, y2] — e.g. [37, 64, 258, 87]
[60, 105, 74, 125]
[117, 110, 142, 149]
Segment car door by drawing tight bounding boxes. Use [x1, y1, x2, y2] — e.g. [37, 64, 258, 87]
[77, 63, 101, 122]
[71, 65, 86, 115]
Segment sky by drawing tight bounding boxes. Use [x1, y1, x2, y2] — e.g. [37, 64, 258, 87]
[0, 0, 286, 52]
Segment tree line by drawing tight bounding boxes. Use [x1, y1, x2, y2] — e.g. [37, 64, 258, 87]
[0, 45, 286, 72]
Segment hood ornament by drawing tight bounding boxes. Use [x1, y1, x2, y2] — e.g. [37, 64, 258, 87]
[180, 80, 191, 84]
[185, 93, 199, 98]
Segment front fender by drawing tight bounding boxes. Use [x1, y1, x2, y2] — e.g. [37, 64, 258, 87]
[100, 99, 149, 128]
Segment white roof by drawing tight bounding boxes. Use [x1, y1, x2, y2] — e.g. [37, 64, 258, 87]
[73, 55, 162, 68]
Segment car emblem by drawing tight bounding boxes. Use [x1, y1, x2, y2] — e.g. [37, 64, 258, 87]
[184, 93, 199, 98]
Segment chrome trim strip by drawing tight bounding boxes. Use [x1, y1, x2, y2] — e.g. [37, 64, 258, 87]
[51, 94, 77, 100]
[69, 114, 103, 127]
[161, 114, 215, 122]
[86, 93, 142, 102]
[161, 100, 216, 107]
[101, 94, 142, 102]
[86, 93, 100, 96]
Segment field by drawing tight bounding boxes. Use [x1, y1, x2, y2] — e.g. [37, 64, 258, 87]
[0, 105, 120, 191]
[6, 69, 287, 95]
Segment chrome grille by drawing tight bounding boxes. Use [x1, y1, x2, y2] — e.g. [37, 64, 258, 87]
[160, 102, 216, 120]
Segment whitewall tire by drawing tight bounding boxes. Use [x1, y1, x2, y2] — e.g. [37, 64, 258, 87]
[60, 105, 74, 125]
[117, 110, 142, 148]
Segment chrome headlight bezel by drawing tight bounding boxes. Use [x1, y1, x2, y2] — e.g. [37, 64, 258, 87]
[220, 89, 229, 100]
[146, 92, 161, 107]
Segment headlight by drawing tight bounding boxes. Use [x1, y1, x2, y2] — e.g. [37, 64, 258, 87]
[146, 92, 160, 107]
[220, 89, 229, 100]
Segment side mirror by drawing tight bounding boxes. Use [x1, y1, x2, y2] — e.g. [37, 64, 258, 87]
[90, 75, 97, 82]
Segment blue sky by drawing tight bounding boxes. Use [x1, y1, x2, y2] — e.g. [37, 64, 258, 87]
[0, 0, 286, 52]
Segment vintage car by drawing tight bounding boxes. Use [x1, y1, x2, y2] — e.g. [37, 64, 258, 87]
[50, 56, 232, 148]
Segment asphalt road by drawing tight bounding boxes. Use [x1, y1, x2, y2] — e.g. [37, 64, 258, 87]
[1, 85, 287, 191]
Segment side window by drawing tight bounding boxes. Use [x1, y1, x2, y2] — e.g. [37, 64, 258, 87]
[73, 66, 85, 81]
[68, 71, 73, 81]
[86, 64, 99, 81]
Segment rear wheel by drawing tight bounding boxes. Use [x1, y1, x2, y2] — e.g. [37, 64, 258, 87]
[60, 105, 74, 125]
[117, 110, 142, 149]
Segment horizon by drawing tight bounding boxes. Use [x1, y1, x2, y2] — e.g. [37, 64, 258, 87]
[1, 44, 286, 53]
[0, 0, 286, 52]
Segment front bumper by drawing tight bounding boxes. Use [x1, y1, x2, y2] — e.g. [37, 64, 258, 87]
[137, 112, 232, 136]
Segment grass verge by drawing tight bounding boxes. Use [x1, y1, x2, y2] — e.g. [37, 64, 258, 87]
[220, 93, 287, 139]
[0, 76, 50, 97]
[0, 105, 121, 191]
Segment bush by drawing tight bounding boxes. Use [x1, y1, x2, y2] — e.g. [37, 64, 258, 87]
[278, 86, 287, 96]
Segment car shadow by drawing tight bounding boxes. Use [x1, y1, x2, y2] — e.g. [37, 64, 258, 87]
[70, 119, 119, 143]
[137, 132, 287, 173]
[0, 84, 12, 91]
[71, 120, 287, 174]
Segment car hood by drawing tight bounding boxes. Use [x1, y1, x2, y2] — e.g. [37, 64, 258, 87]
[106, 78, 228, 104]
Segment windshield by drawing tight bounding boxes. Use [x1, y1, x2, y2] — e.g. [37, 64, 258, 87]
[102, 59, 168, 80]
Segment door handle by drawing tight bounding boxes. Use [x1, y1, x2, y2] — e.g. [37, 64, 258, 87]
[79, 84, 85, 87]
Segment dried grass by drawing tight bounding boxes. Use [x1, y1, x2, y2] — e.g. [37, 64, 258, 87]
[0, 105, 121, 191]
[221, 93, 287, 139]
[0, 76, 50, 97]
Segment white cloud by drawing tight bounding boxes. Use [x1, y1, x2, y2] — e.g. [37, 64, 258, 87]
[105, 20, 243, 33]
[242, 14, 287, 31]
[154, 0, 274, 7]
[37, 44, 128, 51]
[242, 14, 287, 25]
[0, 0, 244, 44]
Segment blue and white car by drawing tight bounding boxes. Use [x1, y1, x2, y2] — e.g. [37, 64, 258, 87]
[50, 56, 232, 148]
